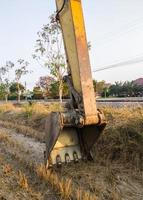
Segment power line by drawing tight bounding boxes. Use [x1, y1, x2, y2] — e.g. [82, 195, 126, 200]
[97, 17, 143, 41]
[96, 18, 143, 47]
[93, 56, 143, 72]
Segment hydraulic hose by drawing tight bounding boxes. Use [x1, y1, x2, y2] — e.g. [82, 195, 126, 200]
[56, 0, 67, 21]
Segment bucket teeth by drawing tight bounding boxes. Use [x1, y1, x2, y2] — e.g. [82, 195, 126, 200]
[65, 153, 71, 164]
[73, 151, 79, 163]
[47, 156, 53, 169]
[56, 155, 62, 167]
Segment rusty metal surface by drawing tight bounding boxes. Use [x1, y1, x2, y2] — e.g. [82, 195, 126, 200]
[50, 128, 82, 165]
[60, 110, 106, 127]
[70, 0, 98, 119]
[44, 113, 61, 166]
[45, 111, 106, 166]
[45, 112, 82, 166]
[56, 0, 81, 93]
[56, 0, 98, 123]
[80, 123, 106, 158]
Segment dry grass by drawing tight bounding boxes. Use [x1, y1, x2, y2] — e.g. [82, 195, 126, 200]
[0, 102, 65, 144]
[82, 191, 97, 200]
[0, 103, 15, 112]
[21, 102, 63, 117]
[0, 102, 143, 199]
[22, 103, 49, 117]
[0, 102, 63, 140]
[18, 170, 29, 191]
[45, 102, 63, 112]
[0, 131, 10, 143]
[76, 188, 96, 200]
[76, 188, 82, 200]
[58, 178, 72, 199]
[36, 164, 97, 200]
[36, 164, 72, 199]
[0, 130, 24, 152]
[3, 164, 12, 175]
[93, 106, 143, 170]
[0, 103, 143, 170]
[0, 120, 44, 142]
[102, 105, 143, 126]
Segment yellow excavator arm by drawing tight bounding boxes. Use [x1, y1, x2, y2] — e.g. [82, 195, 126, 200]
[44, 0, 106, 168]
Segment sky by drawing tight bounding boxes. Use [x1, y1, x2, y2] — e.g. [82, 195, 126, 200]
[0, 0, 143, 89]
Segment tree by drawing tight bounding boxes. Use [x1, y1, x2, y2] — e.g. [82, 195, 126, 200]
[132, 83, 143, 96]
[109, 82, 123, 97]
[0, 79, 11, 102]
[33, 86, 43, 99]
[62, 82, 69, 98]
[33, 14, 67, 102]
[9, 82, 25, 100]
[93, 80, 107, 96]
[0, 61, 14, 101]
[0, 82, 9, 101]
[108, 80, 143, 97]
[14, 59, 29, 103]
[36, 75, 69, 99]
[36, 76, 55, 97]
[101, 87, 109, 98]
[122, 81, 134, 97]
[10, 82, 25, 93]
[49, 81, 59, 98]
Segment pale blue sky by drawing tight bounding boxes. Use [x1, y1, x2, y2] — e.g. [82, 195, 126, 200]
[0, 0, 143, 88]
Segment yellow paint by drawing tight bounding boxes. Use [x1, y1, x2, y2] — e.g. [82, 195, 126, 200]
[56, 0, 98, 122]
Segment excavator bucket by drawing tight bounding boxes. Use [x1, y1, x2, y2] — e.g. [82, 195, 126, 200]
[44, 112, 81, 167]
[44, 111, 106, 168]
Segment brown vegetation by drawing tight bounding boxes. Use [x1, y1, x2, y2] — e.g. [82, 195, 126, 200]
[0, 103, 143, 199]
[1, 103, 142, 169]
[18, 170, 29, 191]
[95, 106, 143, 169]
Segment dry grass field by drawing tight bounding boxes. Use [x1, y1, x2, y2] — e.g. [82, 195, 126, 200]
[0, 102, 143, 200]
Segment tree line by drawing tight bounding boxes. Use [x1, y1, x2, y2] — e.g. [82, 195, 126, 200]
[0, 59, 30, 102]
[0, 13, 143, 102]
[94, 80, 143, 98]
[0, 73, 143, 101]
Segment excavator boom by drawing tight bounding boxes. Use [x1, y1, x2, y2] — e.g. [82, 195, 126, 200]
[44, 0, 106, 168]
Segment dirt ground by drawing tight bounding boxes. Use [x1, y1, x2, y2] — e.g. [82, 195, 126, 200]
[0, 124, 143, 200]
[61, 163, 143, 200]
[0, 127, 59, 200]
[0, 104, 143, 200]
